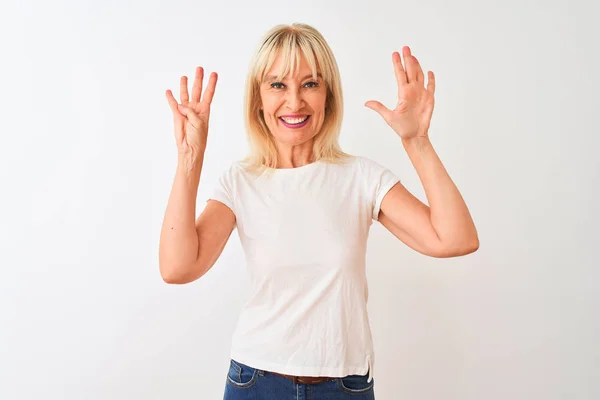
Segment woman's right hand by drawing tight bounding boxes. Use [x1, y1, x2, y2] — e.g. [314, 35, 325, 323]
[166, 67, 218, 159]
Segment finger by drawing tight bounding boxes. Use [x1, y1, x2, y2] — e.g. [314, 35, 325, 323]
[403, 46, 416, 83]
[364, 100, 392, 123]
[178, 104, 202, 129]
[165, 90, 181, 115]
[392, 51, 407, 86]
[201, 72, 218, 105]
[413, 56, 424, 83]
[166, 90, 184, 147]
[191, 67, 204, 103]
[427, 71, 436, 95]
[180, 76, 189, 104]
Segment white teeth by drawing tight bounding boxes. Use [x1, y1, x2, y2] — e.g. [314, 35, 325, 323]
[281, 116, 308, 124]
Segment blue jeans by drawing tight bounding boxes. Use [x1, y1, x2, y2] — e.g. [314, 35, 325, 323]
[223, 359, 375, 399]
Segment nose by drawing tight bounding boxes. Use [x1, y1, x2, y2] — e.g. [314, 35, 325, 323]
[284, 88, 305, 112]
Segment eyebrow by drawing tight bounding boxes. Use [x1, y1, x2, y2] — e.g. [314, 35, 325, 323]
[264, 73, 322, 81]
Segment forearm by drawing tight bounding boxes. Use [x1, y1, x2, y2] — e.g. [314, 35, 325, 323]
[159, 154, 204, 279]
[402, 136, 478, 250]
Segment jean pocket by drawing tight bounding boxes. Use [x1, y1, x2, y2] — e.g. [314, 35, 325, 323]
[337, 372, 374, 394]
[226, 359, 259, 389]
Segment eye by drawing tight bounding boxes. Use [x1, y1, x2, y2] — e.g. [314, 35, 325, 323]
[269, 81, 320, 89]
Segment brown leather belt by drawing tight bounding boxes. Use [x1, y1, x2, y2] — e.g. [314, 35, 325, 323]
[269, 371, 337, 385]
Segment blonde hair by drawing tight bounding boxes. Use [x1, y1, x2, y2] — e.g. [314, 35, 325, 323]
[242, 23, 351, 174]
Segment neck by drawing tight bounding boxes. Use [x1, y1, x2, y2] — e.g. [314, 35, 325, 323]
[275, 140, 315, 169]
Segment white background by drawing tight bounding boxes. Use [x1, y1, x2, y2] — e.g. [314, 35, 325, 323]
[1, 0, 598, 399]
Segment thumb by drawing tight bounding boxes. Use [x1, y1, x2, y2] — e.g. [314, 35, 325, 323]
[364, 100, 391, 119]
[178, 105, 202, 128]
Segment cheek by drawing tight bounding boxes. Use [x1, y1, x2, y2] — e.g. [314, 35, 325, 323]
[261, 98, 281, 116]
[311, 92, 328, 111]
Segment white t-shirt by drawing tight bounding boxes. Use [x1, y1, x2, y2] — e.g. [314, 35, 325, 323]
[209, 155, 399, 383]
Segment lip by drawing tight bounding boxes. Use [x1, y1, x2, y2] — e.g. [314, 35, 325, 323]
[279, 114, 309, 118]
[279, 115, 310, 129]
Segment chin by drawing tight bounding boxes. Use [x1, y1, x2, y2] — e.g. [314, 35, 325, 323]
[275, 131, 317, 146]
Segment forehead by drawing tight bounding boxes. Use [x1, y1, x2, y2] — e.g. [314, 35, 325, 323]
[263, 50, 320, 81]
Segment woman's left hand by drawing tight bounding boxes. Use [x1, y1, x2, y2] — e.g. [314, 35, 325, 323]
[365, 46, 436, 141]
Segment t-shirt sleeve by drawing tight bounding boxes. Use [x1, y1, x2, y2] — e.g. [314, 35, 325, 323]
[208, 165, 235, 215]
[362, 157, 400, 221]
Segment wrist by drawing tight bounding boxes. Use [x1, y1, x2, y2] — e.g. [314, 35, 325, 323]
[177, 152, 203, 178]
[402, 135, 431, 150]
[178, 144, 205, 163]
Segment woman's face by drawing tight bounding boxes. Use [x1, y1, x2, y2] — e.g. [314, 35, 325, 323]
[259, 53, 327, 148]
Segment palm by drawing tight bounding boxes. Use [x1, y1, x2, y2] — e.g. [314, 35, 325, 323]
[184, 97, 208, 122]
[166, 66, 218, 155]
[180, 98, 208, 151]
[365, 46, 436, 140]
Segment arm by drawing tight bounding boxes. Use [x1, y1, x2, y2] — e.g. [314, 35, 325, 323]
[159, 67, 235, 283]
[365, 46, 478, 257]
[379, 137, 479, 258]
[159, 155, 236, 283]
[159, 157, 235, 284]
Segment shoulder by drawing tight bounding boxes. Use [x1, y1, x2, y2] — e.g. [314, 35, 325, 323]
[213, 159, 247, 189]
[349, 155, 401, 191]
[215, 159, 269, 189]
[219, 159, 251, 177]
[341, 154, 391, 176]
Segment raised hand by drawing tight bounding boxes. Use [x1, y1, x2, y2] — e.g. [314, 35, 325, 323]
[365, 46, 435, 141]
[166, 67, 218, 157]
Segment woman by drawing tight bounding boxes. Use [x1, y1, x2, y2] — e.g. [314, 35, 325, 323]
[159, 23, 478, 399]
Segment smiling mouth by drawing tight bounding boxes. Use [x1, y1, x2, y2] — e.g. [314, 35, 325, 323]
[279, 115, 310, 128]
